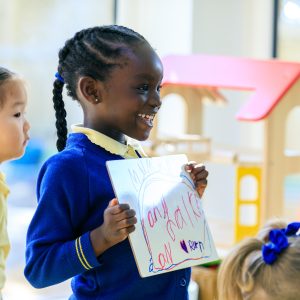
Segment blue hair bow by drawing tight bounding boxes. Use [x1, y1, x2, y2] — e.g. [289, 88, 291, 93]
[55, 72, 64, 84]
[262, 222, 300, 265]
[284, 222, 300, 236]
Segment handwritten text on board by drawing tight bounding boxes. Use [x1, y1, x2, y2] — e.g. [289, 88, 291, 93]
[107, 154, 218, 277]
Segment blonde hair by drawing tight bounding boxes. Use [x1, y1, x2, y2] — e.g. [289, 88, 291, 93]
[217, 219, 300, 300]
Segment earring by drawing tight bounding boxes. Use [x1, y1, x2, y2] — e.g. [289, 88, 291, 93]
[95, 98, 99, 103]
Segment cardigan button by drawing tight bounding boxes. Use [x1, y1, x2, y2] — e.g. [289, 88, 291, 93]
[180, 278, 187, 287]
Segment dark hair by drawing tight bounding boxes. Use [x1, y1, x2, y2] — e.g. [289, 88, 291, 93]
[0, 67, 15, 82]
[53, 25, 149, 151]
[0, 67, 16, 107]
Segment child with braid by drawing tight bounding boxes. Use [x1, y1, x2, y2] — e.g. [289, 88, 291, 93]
[0, 67, 30, 298]
[24, 25, 209, 300]
[217, 219, 300, 300]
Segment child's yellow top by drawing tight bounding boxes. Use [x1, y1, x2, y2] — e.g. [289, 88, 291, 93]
[71, 124, 147, 158]
[0, 172, 10, 291]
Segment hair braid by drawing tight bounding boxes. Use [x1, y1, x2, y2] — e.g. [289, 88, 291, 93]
[52, 80, 67, 151]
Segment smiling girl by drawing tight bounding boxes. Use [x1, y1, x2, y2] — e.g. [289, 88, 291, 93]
[24, 25, 208, 300]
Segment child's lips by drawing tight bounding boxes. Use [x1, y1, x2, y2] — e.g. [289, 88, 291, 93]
[23, 137, 30, 146]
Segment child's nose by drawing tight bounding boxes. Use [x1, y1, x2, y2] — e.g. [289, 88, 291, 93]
[24, 119, 31, 132]
[149, 91, 162, 109]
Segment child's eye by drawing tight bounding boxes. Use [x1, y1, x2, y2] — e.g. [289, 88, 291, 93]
[137, 84, 149, 92]
[14, 112, 21, 118]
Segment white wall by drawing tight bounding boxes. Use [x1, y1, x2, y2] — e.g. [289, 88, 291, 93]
[192, 0, 273, 151]
[193, 0, 273, 58]
[117, 0, 194, 56]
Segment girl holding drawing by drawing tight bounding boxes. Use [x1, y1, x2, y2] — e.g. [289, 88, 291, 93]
[24, 25, 208, 299]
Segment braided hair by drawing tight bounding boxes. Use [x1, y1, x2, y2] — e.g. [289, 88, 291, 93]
[53, 25, 148, 151]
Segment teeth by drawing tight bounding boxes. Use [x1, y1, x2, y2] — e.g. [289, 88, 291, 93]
[138, 113, 154, 121]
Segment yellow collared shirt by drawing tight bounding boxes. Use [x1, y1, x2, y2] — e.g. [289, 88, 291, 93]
[0, 172, 10, 291]
[71, 125, 147, 159]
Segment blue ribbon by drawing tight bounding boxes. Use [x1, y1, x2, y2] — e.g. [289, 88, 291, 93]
[284, 222, 300, 236]
[55, 72, 64, 84]
[262, 222, 300, 265]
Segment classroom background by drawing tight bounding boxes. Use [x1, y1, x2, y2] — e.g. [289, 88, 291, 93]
[0, 0, 300, 299]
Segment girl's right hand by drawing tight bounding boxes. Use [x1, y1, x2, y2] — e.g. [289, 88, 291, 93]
[90, 198, 137, 256]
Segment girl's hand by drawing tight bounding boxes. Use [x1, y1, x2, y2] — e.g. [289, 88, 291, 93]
[103, 198, 137, 244]
[185, 162, 208, 198]
[90, 198, 137, 255]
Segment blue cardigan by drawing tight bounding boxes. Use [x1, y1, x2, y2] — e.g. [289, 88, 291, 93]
[24, 134, 191, 299]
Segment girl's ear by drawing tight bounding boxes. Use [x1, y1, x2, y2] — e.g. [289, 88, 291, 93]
[77, 77, 103, 104]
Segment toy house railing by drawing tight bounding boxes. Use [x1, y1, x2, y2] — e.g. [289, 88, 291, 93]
[149, 134, 211, 162]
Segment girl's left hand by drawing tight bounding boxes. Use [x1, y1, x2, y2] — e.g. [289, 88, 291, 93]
[185, 162, 208, 198]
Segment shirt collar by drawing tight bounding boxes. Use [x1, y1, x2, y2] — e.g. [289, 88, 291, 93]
[0, 172, 10, 197]
[71, 124, 147, 158]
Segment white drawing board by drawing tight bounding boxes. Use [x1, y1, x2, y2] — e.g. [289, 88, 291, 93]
[106, 154, 219, 277]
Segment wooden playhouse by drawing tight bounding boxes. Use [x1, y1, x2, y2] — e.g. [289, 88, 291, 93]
[150, 54, 300, 242]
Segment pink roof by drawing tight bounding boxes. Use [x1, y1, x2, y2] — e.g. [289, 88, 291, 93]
[162, 55, 300, 121]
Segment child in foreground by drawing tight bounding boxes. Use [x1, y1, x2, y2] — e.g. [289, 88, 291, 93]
[218, 219, 300, 300]
[24, 25, 208, 299]
[0, 67, 30, 298]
